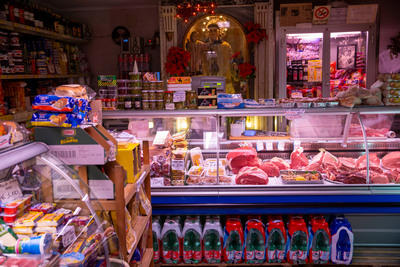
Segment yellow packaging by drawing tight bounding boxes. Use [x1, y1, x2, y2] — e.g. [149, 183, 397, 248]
[14, 212, 44, 227]
[116, 143, 140, 183]
[37, 213, 64, 227]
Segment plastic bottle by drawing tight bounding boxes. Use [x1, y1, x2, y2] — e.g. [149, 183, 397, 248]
[330, 216, 354, 265]
[223, 217, 244, 264]
[152, 217, 162, 264]
[244, 218, 265, 263]
[161, 217, 182, 264]
[308, 215, 331, 264]
[182, 216, 202, 264]
[203, 216, 223, 264]
[287, 216, 309, 264]
[266, 215, 287, 263]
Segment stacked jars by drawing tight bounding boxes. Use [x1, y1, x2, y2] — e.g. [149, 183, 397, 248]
[142, 81, 164, 110]
[117, 73, 142, 110]
[99, 86, 117, 110]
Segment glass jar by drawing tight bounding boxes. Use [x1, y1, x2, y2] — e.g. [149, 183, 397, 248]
[142, 82, 150, 90]
[156, 90, 164, 100]
[133, 95, 142, 110]
[164, 91, 174, 110]
[141, 90, 149, 100]
[149, 100, 156, 110]
[156, 100, 164, 110]
[149, 90, 156, 101]
[186, 90, 197, 109]
[156, 81, 164, 90]
[124, 96, 132, 110]
[149, 82, 157, 90]
[142, 100, 150, 110]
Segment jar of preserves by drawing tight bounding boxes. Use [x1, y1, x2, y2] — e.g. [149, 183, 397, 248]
[156, 100, 164, 110]
[149, 100, 156, 110]
[155, 90, 164, 100]
[156, 81, 164, 90]
[111, 99, 117, 109]
[149, 82, 157, 90]
[142, 100, 150, 110]
[141, 90, 149, 100]
[149, 90, 156, 101]
[124, 96, 132, 110]
[134, 95, 142, 110]
[142, 82, 150, 90]
[164, 91, 174, 110]
[186, 90, 197, 109]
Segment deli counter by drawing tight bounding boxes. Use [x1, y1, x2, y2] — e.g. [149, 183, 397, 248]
[103, 107, 400, 246]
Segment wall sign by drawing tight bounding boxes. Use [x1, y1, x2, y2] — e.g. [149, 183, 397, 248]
[313, 6, 331, 25]
[0, 178, 23, 203]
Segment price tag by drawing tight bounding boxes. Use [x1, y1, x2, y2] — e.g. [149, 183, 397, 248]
[61, 226, 76, 247]
[165, 103, 175, 110]
[173, 91, 186, 103]
[265, 141, 273, 151]
[151, 177, 164, 187]
[293, 140, 301, 149]
[256, 141, 264, 151]
[277, 141, 285, 151]
[171, 160, 185, 170]
[0, 178, 23, 203]
[284, 109, 305, 120]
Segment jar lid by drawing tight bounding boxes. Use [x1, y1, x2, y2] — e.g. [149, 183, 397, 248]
[156, 100, 163, 102]
[142, 100, 149, 102]
[141, 90, 149, 93]
[165, 91, 173, 93]
[117, 79, 130, 82]
[118, 87, 130, 89]
[155, 90, 164, 92]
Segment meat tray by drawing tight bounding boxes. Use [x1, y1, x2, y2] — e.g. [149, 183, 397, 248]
[279, 170, 324, 184]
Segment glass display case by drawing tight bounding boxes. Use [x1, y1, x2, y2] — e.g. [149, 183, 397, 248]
[277, 24, 376, 98]
[0, 142, 122, 266]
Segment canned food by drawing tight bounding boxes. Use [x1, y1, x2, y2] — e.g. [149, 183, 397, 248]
[142, 100, 150, 110]
[155, 90, 164, 100]
[141, 90, 149, 100]
[150, 100, 156, 110]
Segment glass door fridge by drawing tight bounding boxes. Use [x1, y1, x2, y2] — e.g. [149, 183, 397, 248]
[277, 24, 377, 99]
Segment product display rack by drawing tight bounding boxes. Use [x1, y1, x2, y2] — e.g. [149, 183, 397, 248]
[0, 74, 90, 80]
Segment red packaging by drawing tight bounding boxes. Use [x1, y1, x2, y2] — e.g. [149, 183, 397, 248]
[223, 217, 244, 263]
[286, 216, 309, 264]
[244, 218, 265, 263]
[4, 202, 21, 215]
[266, 215, 287, 263]
[308, 215, 331, 264]
[2, 213, 17, 223]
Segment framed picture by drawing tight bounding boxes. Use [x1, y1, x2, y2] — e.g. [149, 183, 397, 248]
[337, 44, 357, 69]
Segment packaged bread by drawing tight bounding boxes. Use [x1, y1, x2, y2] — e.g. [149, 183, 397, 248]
[172, 148, 187, 160]
[55, 84, 87, 98]
[172, 131, 186, 142]
[173, 140, 188, 149]
[153, 131, 172, 148]
[190, 147, 204, 166]
[36, 213, 65, 227]
[13, 212, 44, 227]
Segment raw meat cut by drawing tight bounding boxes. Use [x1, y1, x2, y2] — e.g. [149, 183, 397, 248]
[235, 166, 269, 185]
[290, 147, 309, 170]
[337, 157, 356, 172]
[356, 153, 382, 173]
[305, 151, 324, 172]
[270, 157, 290, 170]
[382, 152, 400, 169]
[322, 151, 338, 171]
[227, 146, 261, 174]
[260, 162, 280, 177]
[370, 172, 389, 184]
[329, 171, 367, 184]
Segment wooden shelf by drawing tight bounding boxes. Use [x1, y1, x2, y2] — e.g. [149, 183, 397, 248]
[142, 248, 154, 267]
[0, 19, 89, 45]
[0, 74, 89, 80]
[128, 213, 152, 260]
[124, 164, 150, 205]
[0, 111, 33, 123]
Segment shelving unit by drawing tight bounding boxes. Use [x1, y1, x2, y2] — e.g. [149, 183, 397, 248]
[0, 74, 90, 80]
[0, 19, 89, 45]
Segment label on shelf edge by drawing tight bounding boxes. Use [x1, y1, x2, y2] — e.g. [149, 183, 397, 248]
[151, 177, 164, 187]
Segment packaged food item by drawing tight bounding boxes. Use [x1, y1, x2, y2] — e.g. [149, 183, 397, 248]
[32, 95, 85, 113]
[153, 131, 172, 148]
[1, 213, 17, 224]
[172, 148, 187, 160]
[187, 166, 204, 185]
[164, 91, 174, 110]
[142, 100, 150, 110]
[12, 227, 34, 235]
[203, 167, 226, 185]
[124, 208, 136, 253]
[190, 147, 204, 166]
[217, 94, 244, 109]
[60, 252, 85, 266]
[34, 225, 63, 234]
[150, 100, 156, 110]
[15, 233, 53, 254]
[205, 158, 227, 167]
[0, 218, 18, 253]
[36, 213, 65, 227]
[139, 186, 152, 216]
[65, 240, 85, 254]
[54, 84, 95, 100]
[14, 212, 44, 227]
[29, 203, 56, 214]
[31, 112, 86, 127]
[156, 100, 164, 110]
[3, 200, 23, 215]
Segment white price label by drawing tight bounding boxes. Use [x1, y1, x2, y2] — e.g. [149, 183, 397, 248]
[293, 140, 301, 149]
[265, 141, 273, 151]
[256, 142, 264, 151]
[151, 177, 164, 187]
[0, 178, 23, 203]
[61, 226, 76, 247]
[277, 141, 285, 151]
[284, 109, 305, 120]
[173, 91, 186, 103]
[171, 160, 185, 170]
[165, 103, 175, 110]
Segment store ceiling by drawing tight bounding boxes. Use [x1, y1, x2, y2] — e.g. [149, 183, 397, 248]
[45, 0, 159, 11]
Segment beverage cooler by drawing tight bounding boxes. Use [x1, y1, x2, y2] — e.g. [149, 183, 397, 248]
[277, 24, 377, 98]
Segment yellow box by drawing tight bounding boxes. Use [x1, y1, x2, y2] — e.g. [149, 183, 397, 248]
[116, 143, 141, 183]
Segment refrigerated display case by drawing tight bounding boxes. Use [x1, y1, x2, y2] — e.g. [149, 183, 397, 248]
[277, 24, 377, 98]
[103, 107, 400, 247]
[0, 142, 123, 266]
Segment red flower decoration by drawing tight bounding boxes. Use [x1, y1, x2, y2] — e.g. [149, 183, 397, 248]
[165, 47, 191, 76]
[238, 62, 256, 79]
[244, 22, 268, 44]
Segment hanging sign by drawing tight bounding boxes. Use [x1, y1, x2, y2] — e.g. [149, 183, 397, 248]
[313, 6, 331, 25]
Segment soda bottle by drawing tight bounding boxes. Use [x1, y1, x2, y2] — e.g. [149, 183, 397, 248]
[182, 217, 202, 264]
[161, 218, 182, 264]
[330, 216, 354, 265]
[223, 218, 244, 264]
[266, 215, 287, 263]
[287, 216, 309, 264]
[152, 217, 162, 264]
[203, 216, 223, 264]
[244, 218, 265, 263]
[309, 215, 331, 264]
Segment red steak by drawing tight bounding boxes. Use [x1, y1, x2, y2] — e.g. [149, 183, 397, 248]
[270, 157, 290, 170]
[227, 146, 261, 174]
[235, 166, 269, 185]
[260, 162, 280, 177]
[290, 147, 309, 170]
[305, 151, 325, 172]
[338, 157, 356, 172]
[322, 151, 338, 171]
[356, 153, 382, 173]
[382, 152, 400, 169]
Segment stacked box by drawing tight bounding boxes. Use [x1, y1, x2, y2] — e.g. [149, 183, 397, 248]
[378, 73, 400, 106]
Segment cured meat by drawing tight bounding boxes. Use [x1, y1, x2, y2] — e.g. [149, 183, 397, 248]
[356, 153, 382, 173]
[260, 162, 280, 177]
[337, 157, 356, 172]
[382, 152, 400, 169]
[227, 146, 261, 174]
[322, 151, 338, 171]
[290, 147, 308, 170]
[235, 166, 269, 185]
[305, 151, 324, 172]
[270, 157, 290, 170]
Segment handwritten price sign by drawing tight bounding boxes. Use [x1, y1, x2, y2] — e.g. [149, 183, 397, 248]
[0, 179, 23, 203]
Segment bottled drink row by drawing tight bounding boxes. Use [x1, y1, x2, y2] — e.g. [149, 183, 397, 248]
[152, 215, 354, 265]
[0, 0, 85, 38]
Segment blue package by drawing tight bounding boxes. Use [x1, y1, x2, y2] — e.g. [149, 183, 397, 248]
[244, 130, 256, 136]
[31, 111, 86, 127]
[32, 95, 90, 113]
[217, 94, 244, 109]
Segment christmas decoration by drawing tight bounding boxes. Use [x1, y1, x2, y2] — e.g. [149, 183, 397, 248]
[175, 1, 217, 23]
[165, 47, 191, 76]
[244, 22, 268, 44]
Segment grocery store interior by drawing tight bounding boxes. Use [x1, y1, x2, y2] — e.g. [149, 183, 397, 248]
[0, 0, 400, 266]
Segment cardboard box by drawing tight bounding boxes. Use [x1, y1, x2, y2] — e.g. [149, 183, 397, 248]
[279, 3, 313, 27]
[116, 143, 141, 183]
[198, 96, 217, 109]
[0, 81, 4, 116]
[87, 165, 115, 199]
[35, 125, 112, 165]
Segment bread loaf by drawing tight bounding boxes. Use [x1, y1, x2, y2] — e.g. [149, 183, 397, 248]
[55, 84, 87, 98]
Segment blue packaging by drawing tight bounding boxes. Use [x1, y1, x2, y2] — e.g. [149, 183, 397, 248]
[31, 111, 87, 128]
[330, 216, 354, 265]
[217, 94, 244, 109]
[32, 95, 90, 113]
[15, 233, 52, 254]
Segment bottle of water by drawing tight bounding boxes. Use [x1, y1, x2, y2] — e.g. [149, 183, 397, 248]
[244, 219, 265, 263]
[182, 217, 202, 264]
[266, 215, 286, 263]
[203, 216, 223, 263]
